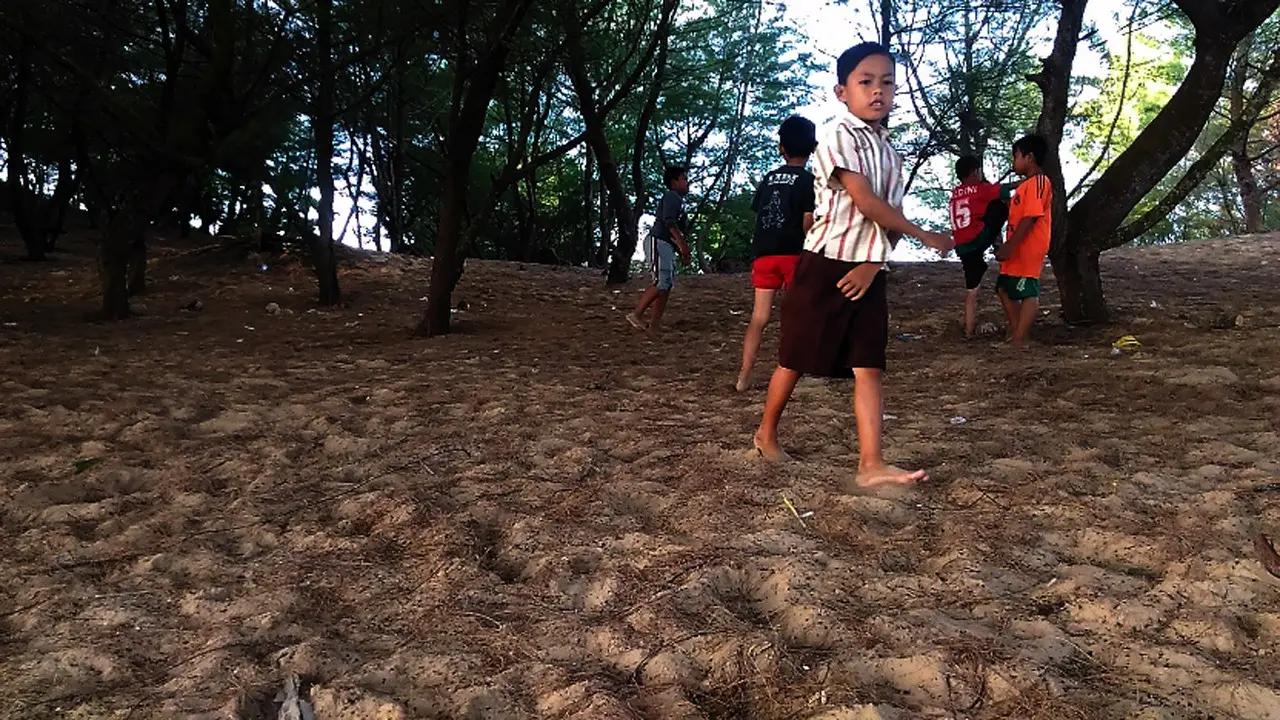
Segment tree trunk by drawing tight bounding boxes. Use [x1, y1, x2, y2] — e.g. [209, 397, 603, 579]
[879, 0, 891, 48]
[1050, 246, 1106, 327]
[422, 165, 467, 336]
[390, 57, 407, 253]
[8, 24, 46, 262]
[44, 155, 78, 251]
[597, 186, 614, 270]
[128, 229, 147, 296]
[100, 175, 177, 319]
[1233, 147, 1263, 233]
[630, 26, 669, 224]
[1029, 0, 1089, 322]
[598, 138, 639, 285]
[417, 0, 535, 336]
[312, 0, 341, 305]
[100, 222, 135, 319]
[1229, 40, 1263, 233]
[581, 148, 596, 264]
[522, 172, 537, 262]
[560, 49, 636, 283]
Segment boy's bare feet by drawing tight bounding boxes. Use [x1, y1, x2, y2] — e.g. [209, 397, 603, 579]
[626, 313, 646, 330]
[855, 464, 927, 488]
[752, 431, 791, 462]
[735, 372, 749, 392]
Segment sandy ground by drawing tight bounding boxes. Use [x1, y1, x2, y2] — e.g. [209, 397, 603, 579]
[2, 231, 1280, 720]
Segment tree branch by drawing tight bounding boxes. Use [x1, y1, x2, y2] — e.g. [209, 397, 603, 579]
[1070, 1, 1138, 199]
[1107, 46, 1280, 248]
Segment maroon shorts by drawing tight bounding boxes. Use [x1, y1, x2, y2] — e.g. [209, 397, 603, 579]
[751, 254, 799, 290]
[778, 251, 889, 376]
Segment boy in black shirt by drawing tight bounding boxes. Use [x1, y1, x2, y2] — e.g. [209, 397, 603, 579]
[736, 116, 818, 391]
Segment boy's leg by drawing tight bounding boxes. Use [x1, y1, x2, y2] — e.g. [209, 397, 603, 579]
[754, 365, 801, 461]
[997, 281, 1019, 340]
[631, 241, 675, 330]
[960, 249, 988, 338]
[629, 286, 660, 328]
[738, 288, 778, 391]
[1012, 293, 1039, 347]
[644, 241, 676, 331]
[852, 368, 927, 487]
[648, 290, 671, 331]
[964, 289, 980, 338]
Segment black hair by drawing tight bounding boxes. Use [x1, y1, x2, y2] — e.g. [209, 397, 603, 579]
[1012, 134, 1049, 166]
[955, 155, 982, 180]
[663, 166, 688, 189]
[779, 115, 818, 159]
[836, 42, 894, 86]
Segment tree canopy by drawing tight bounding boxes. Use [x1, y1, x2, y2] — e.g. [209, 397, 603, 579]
[2, 0, 1278, 331]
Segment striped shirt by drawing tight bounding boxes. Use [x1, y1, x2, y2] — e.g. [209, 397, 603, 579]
[805, 111, 906, 263]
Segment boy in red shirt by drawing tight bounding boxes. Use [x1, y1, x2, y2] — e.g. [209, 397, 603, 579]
[948, 156, 1011, 338]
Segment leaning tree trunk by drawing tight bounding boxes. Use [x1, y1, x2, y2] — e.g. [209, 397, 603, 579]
[1056, 0, 1280, 324]
[561, 54, 637, 284]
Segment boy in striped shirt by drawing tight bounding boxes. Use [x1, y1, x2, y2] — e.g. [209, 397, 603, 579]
[752, 42, 953, 490]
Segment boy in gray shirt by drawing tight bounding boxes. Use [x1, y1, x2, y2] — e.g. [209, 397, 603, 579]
[628, 166, 691, 332]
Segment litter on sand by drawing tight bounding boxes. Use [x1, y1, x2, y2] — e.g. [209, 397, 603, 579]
[949, 417, 968, 425]
[781, 494, 808, 529]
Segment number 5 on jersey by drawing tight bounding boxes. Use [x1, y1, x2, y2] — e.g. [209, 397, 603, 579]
[951, 199, 972, 230]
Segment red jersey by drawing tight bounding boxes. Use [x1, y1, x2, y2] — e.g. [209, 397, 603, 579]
[949, 181, 1002, 246]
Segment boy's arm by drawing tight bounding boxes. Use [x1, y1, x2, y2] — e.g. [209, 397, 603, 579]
[835, 169, 951, 252]
[996, 217, 1037, 260]
[802, 212, 814, 233]
[663, 196, 691, 255]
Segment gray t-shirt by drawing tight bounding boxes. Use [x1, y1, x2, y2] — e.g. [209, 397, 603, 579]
[651, 189, 687, 245]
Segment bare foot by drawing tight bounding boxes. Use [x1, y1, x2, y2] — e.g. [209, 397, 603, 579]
[626, 313, 646, 330]
[855, 464, 927, 488]
[735, 372, 749, 392]
[752, 432, 791, 462]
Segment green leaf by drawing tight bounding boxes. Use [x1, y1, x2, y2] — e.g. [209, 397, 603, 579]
[73, 457, 104, 475]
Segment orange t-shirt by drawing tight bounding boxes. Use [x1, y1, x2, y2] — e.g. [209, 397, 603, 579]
[1002, 174, 1052, 278]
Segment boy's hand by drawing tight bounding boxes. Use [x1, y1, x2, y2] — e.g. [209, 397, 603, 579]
[995, 243, 1013, 261]
[836, 263, 883, 301]
[920, 230, 953, 257]
[678, 243, 692, 266]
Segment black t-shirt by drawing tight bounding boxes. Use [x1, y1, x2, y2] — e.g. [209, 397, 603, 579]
[751, 165, 816, 258]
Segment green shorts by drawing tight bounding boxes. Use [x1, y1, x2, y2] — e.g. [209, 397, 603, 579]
[996, 274, 1040, 300]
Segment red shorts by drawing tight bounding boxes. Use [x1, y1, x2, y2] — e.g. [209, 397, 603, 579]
[751, 254, 799, 290]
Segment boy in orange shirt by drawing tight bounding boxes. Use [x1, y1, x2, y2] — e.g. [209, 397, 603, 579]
[995, 135, 1053, 347]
